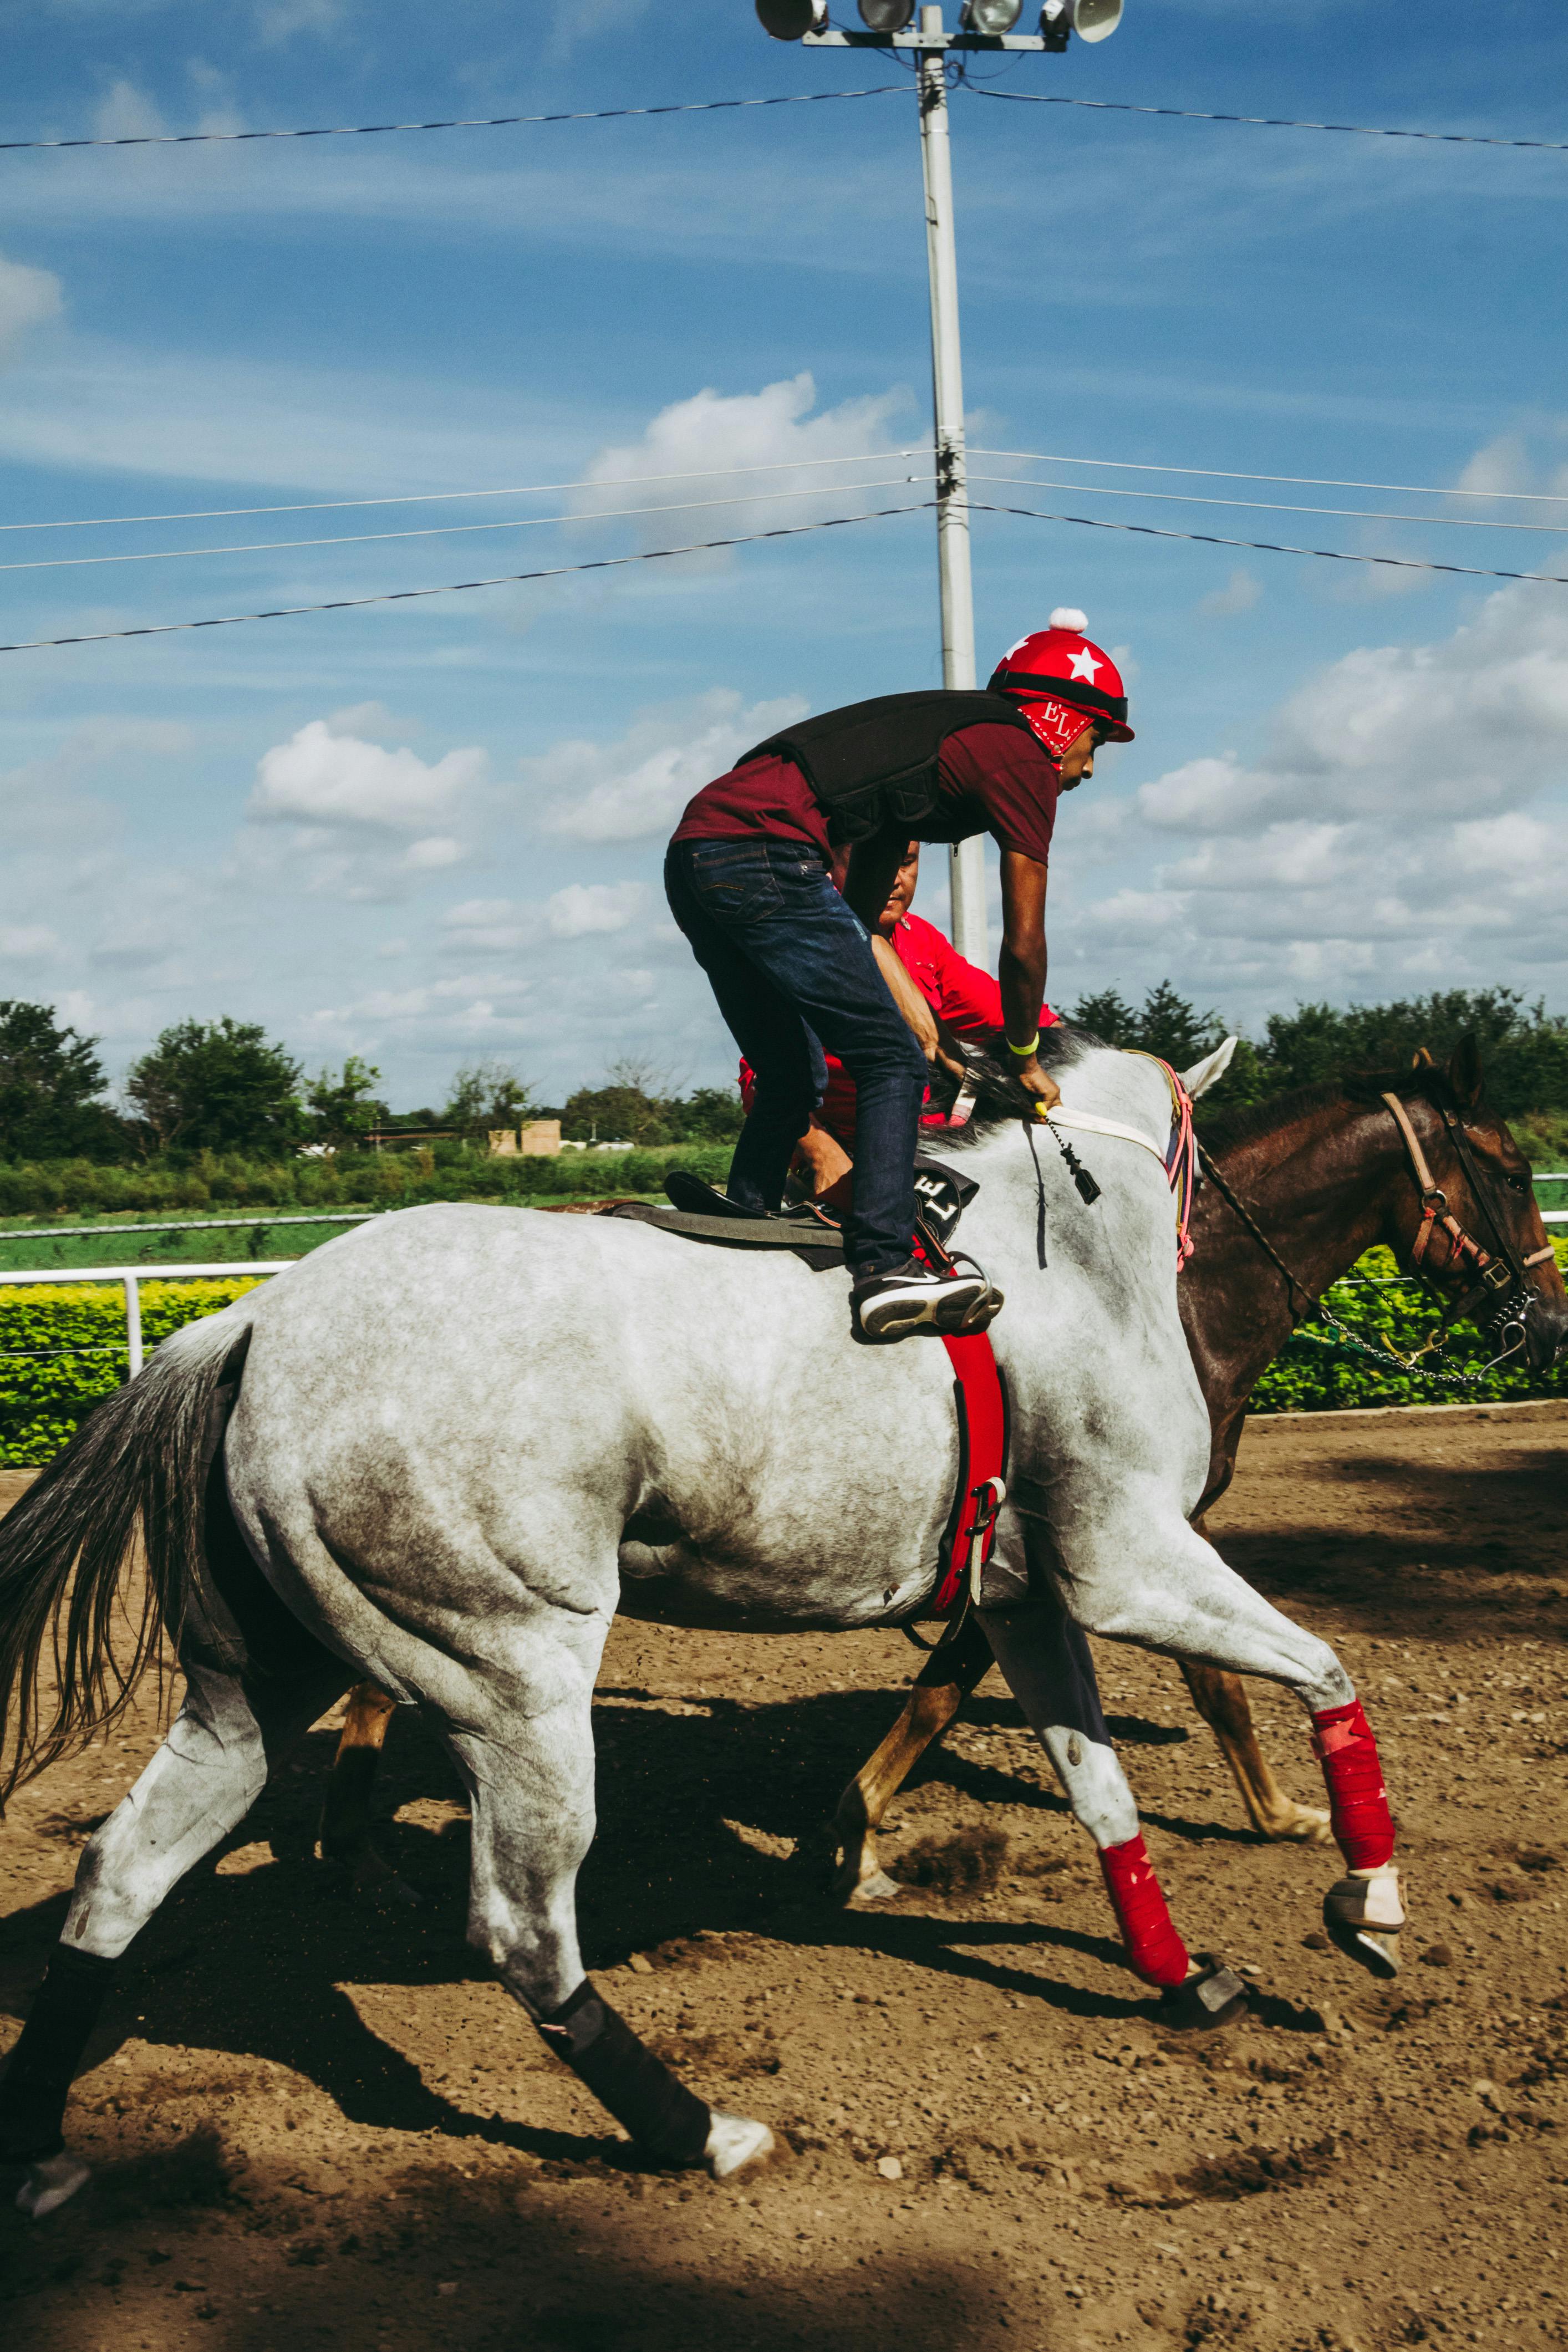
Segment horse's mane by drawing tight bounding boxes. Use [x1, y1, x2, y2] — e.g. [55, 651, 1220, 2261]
[1200, 1060, 1462, 1159]
[935, 1030, 1462, 1158]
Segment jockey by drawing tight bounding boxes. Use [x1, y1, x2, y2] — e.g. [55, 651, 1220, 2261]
[665, 609, 1133, 1341]
[741, 838, 1062, 1201]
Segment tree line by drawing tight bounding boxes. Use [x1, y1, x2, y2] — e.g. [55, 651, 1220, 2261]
[3, 984, 1567, 1168]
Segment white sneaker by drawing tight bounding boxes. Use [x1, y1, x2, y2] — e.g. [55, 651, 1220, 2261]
[851, 1258, 992, 1342]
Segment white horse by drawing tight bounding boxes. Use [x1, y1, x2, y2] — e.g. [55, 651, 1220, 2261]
[0, 1033, 1424, 2217]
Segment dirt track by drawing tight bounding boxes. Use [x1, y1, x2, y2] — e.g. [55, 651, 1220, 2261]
[2, 1402, 1566, 2352]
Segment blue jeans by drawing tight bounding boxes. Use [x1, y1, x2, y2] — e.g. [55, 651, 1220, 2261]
[664, 838, 929, 1274]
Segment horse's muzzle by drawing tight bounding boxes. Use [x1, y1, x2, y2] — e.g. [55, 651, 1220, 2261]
[1522, 1288, 1568, 1375]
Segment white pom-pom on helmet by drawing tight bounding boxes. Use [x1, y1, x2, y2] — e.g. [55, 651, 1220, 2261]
[991, 610, 1134, 742]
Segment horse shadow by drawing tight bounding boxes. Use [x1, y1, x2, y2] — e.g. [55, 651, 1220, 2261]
[0, 1681, 1259, 2153]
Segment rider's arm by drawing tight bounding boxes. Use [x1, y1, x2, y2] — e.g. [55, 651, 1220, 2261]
[999, 851, 1059, 1106]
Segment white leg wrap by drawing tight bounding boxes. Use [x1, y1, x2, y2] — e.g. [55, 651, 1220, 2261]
[1327, 1864, 1405, 1932]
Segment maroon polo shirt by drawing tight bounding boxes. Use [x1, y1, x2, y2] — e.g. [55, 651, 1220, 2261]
[670, 720, 1061, 868]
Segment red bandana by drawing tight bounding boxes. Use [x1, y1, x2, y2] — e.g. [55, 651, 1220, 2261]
[1015, 694, 1096, 761]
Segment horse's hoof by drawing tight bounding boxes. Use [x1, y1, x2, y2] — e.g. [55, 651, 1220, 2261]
[1265, 1804, 1332, 1847]
[346, 1849, 420, 1910]
[704, 2113, 776, 2181]
[16, 2154, 91, 2219]
[1323, 1867, 1403, 1977]
[1158, 1959, 1248, 2033]
[843, 1870, 904, 1908]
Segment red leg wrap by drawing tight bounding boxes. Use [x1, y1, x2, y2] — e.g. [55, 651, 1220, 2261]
[1311, 1698, 1394, 1870]
[1099, 1835, 1190, 1988]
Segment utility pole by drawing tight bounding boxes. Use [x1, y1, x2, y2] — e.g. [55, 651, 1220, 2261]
[914, 6, 985, 961]
[759, 0, 1123, 964]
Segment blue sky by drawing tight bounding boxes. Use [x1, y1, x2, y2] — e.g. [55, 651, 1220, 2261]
[1, 0, 1565, 1109]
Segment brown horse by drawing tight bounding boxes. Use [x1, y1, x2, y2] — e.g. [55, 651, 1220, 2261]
[317, 1038, 1565, 1904]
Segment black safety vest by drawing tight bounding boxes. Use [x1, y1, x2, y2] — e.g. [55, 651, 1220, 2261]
[738, 689, 1041, 844]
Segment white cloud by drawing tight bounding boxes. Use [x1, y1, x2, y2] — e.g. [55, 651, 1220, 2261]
[1076, 580, 1568, 999]
[250, 720, 486, 830]
[536, 689, 808, 844]
[0, 250, 62, 362]
[402, 836, 464, 871]
[572, 372, 915, 550]
[0, 923, 59, 960]
[256, 0, 344, 41]
[546, 882, 645, 939]
[1198, 568, 1262, 618]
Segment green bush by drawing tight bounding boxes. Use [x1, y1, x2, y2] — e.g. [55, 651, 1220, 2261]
[0, 1277, 267, 1464]
[0, 1143, 736, 1220]
[1252, 1238, 1568, 1412]
[4, 1234, 1564, 1467]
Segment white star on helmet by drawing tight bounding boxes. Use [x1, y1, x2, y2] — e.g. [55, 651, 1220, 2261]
[1067, 648, 1101, 683]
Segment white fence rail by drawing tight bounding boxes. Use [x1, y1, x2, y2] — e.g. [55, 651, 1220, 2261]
[0, 1262, 289, 1377]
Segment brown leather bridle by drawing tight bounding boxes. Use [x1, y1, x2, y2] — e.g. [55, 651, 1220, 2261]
[1380, 1090, 1555, 1363]
[1197, 1083, 1558, 1384]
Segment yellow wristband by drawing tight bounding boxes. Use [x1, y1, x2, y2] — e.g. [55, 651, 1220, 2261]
[1006, 1032, 1040, 1057]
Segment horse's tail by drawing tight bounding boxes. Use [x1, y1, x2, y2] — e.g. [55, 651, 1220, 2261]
[0, 1304, 256, 1808]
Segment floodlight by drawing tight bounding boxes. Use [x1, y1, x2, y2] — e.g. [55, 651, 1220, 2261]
[755, 0, 828, 37]
[1072, 0, 1122, 40]
[859, 0, 916, 27]
[961, 0, 1022, 32]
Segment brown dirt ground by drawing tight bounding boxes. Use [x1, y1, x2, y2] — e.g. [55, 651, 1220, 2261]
[2, 1401, 1566, 2352]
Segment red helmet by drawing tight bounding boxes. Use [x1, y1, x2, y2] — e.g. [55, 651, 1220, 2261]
[988, 609, 1134, 744]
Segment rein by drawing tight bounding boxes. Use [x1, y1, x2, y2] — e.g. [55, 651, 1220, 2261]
[1198, 1091, 1555, 1388]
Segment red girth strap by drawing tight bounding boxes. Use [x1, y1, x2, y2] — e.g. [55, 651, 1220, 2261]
[932, 1332, 1008, 1615]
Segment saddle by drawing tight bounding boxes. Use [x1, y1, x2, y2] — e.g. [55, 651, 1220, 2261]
[599, 1157, 979, 1271]
[599, 1163, 1006, 1622]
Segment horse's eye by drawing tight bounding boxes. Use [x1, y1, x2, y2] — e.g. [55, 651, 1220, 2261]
[1508, 1173, 1530, 1195]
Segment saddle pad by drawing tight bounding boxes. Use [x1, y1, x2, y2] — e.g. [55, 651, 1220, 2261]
[599, 1202, 844, 1270]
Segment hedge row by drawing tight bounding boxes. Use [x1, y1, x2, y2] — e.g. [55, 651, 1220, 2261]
[0, 1278, 267, 1463]
[0, 1143, 735, 1220]
[4, 1238, 1564, 1465]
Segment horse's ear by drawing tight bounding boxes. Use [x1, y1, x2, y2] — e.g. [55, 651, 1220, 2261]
[1411, 1046, 1437, 1073]
[1447, 1033, 1485, 1109]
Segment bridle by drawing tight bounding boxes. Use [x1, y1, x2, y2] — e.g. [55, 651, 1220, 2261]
[1198, 1086, 1556, 1384]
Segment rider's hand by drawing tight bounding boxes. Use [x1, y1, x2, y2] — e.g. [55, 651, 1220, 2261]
[1014, 1057, 1060, 1111]
[793, 1121, 853, 1199]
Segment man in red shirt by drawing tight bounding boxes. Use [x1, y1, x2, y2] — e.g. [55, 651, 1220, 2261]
[664, 611, 1134, 1341]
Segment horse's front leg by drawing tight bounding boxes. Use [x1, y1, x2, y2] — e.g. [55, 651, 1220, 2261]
[1051, 1491, 1403, 1976]
[829, 1615, 994, 1903]
[980, 1582, 1245, 2030]
[1178, 1662, 1330, 1844]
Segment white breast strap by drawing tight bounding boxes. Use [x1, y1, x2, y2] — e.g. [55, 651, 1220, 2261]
[1048, 1106, 1168, 1164]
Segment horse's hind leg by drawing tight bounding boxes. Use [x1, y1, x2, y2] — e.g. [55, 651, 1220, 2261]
[0, 1654, 350, 2216]
[442, 1623, 774, 2182]
[979, 1592, 1244, 2029]
[1178, 1662, 1330, 1844]
[829, 1616, 994, 1905]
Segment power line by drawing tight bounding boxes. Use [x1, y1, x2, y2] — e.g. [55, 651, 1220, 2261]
[966, 472, 1568, 537]
[971, 85, 1568, 153]
[964, 498, 1568, 587]
[0, 503, 931, 654]
[0, 447, 931, 536]
[0, 475, 932, 575]
[970, 447, 1568, 507]
[0, 84, 906, 156]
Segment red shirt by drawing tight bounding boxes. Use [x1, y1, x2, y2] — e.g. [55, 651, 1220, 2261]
[739, 910, 1060, 1147]
[671, 721, 1060, 866]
